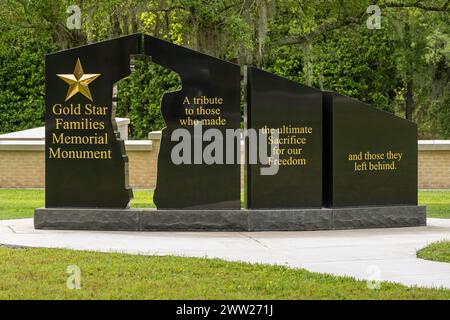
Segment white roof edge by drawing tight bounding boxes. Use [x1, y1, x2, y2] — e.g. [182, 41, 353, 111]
[115, 117, 131, 125]
[418, 140, 450, 144]
[148, 131, 162, 140]
[418, 140, 450, 150]
[0, 118, 130, 141]
[1, 139, 448, 151]
[0, 139, 152, 151]
[0, 140, 44, 151]
[125, 140, 153, 151]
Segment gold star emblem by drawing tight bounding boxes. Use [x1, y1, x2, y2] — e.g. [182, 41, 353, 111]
[57, 58, 100, 101]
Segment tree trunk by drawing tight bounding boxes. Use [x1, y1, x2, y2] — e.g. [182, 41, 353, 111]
[405, 79, 414, 120]
[432, 54, 449, 99]
[302, 40, 313, 86]
[255, 0, 268, 67]
[109, 13, 121, 38]
[403, 22, 414, 121]
[85, 8, 95, 43]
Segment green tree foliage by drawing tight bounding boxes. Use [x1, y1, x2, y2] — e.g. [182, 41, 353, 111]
[0, 0, 59, 133]
[116, 59, 180, 139]
[0, 0, 448, 138]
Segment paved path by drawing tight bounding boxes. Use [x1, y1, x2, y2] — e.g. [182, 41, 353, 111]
[0, 218, 449, 289]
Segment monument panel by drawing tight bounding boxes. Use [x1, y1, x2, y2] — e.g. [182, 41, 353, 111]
[35, 34, 425, 232]
[323, 92, 418, 207]
[144, 35, 241, 209]
[245, 67, 323, 209]
[45, 34, 139, 208]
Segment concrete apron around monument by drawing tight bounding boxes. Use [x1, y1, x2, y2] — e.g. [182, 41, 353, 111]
[34, 206, 426, 232]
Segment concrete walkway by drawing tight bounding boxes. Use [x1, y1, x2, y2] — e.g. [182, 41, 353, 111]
[0, 218, 449, 289]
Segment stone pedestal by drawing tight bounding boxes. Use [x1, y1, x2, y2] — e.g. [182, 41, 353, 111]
[34, 206, 426, 232]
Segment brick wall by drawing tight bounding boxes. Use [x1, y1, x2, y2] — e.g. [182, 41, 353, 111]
[0, 150, 44, 188]
[0, 141, 158, 189]
[0, 138, 449, 189]
[128, 140, 160, 188]
[418, 150, 450, 189]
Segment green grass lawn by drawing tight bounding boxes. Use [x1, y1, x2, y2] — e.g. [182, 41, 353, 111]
[0, 189, 449, 220]
[0, 246, 448, 299]
[0, 189, 44, 220]
[0, 189, 449, 299]
[0, 189, 155, 220]
[418, 191, 450, 219]
[417, 241, 450, 263]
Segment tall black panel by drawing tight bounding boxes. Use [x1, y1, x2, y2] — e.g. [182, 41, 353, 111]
[45, 34, 139, 208]
[323, 92, 418, 207]
[144, 35, 241, 209]
[245, 67, 323, 209]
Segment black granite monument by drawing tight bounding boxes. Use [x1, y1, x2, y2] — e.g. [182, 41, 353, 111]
[44, 34, 138, 208]
[35, 33, 425, 232]
[245, 67, 323, 209]
[323, 92, 418, 207]
[144, 35, 241, 209]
